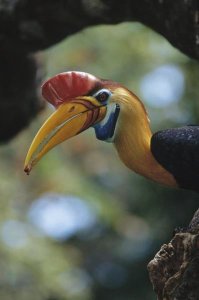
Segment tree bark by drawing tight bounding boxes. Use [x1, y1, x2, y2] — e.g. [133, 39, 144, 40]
[0, 0, 199, 141]
[148, 208, 199, 300]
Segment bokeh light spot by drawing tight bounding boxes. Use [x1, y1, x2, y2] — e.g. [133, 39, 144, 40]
[28, 193, 97, 241]
[140, 64, 184, 107]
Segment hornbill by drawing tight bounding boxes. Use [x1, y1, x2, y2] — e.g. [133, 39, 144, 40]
[24, 71, 199, 192]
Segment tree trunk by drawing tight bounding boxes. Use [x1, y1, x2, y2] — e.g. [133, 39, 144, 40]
[148, 208, 199, 300]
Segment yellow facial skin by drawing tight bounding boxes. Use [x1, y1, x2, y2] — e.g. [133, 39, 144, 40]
[24, 97, 107, 174]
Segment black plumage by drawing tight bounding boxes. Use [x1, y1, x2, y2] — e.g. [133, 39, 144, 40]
[151, 126, 199, 192]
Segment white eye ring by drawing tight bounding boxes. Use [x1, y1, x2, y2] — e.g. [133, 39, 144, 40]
[93, 89, 111, 103]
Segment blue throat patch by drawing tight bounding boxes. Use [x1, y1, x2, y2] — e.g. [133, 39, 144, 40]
[93, 104, 120, 142]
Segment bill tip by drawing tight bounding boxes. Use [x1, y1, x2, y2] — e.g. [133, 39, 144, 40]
[24, 165, 32, 175]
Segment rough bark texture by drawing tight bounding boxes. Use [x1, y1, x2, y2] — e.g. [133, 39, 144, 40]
[0, 50, 44, 142]
[148, 209, 199, 300]
[0, 0, 199, 141]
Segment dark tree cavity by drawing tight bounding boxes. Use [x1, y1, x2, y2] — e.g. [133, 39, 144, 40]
[0, 0, 198, 139]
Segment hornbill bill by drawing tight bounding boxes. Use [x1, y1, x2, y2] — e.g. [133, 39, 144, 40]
[24, 71, 199, 192]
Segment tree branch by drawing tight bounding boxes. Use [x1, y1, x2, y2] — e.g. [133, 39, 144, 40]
[1, 0, 199, 141]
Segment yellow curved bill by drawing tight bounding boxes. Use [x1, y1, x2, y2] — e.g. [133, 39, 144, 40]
[24, 97, 106, 174]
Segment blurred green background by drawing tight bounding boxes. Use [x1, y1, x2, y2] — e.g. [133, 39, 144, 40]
[0, 23, 199, 300]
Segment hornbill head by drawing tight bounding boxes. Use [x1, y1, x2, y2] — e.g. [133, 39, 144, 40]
[24, 71, 138, 174]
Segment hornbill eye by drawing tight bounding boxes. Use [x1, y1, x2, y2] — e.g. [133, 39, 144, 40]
[94, 89, 111, 103]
